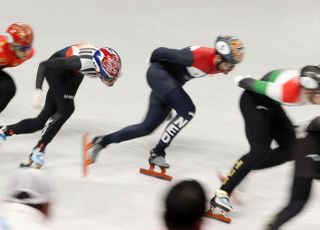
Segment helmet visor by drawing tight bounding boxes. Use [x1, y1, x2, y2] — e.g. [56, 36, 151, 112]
[13, 44, 32, 52]
[300, 72, 320, 90]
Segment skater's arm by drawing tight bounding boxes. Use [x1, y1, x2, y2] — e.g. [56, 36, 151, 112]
[35, 61, 46, 89]
[44, 56, 81, 71]
[150, 47, 193, 66]
[237, 77, 284, 102]
[36, 56, 81, 89]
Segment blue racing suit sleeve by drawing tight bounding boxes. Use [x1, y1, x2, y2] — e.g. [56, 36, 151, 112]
[150, 47, 193, 66]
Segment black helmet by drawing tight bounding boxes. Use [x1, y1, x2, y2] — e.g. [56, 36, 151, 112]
[300, 65, 320, 89]
[215, 35, 244, 64]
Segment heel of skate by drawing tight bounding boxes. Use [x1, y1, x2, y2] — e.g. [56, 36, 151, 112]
[204, 206, 232, 223]
[82, 132, 93, 177]
[139, 164, 172, 181]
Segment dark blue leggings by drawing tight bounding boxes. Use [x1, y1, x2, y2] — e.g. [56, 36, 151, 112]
[101, 88, 196, 154]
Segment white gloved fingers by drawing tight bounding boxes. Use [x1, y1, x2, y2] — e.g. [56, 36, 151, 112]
[234, 75, 245, 84]
[31, 89, 43, 108]
[234, 75, 252, 85]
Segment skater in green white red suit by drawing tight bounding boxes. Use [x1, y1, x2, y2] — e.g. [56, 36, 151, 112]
[210, 65, 320, 213]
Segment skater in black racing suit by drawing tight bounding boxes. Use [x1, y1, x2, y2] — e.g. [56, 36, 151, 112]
[0, 43, 122, 168]
[267, 116, 320, 229]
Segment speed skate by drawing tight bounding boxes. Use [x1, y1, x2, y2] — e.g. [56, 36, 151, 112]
[82, 132, 93, 177]
[204, 206, 232, 223]
[20, 160, 42, 169]
[217, 171, 243, 205]
[139, 164, 172, 181]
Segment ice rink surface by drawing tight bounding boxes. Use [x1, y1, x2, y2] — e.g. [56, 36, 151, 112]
[0, 0, 320, 229]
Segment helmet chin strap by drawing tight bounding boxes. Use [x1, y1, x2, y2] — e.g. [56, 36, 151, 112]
[216, 61, 224, 71]
[217, 59, 234, 73]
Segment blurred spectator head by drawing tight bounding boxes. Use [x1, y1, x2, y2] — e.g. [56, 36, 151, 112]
[164, 180, 206, 230]
[4, 168, 53, 217]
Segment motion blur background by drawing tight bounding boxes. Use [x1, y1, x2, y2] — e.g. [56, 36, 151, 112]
[0, 0, 319, 229]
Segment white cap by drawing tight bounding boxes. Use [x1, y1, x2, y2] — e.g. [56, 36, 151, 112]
[4, 168, 52, 205]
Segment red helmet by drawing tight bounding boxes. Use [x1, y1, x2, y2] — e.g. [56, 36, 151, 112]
[93, 47, 122, 81]
[6, 22, 33, 46]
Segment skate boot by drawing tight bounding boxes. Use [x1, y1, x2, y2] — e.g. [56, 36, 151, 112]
[82, 133, 106, 177]
[204, 190, 232, 223]
[20, 147, 45, 169]
[88, 136, 105, 163]
[148, 149, 170, 169]
[210, 189, 233, 212]
[139, 149, 172, 181]
[0, 126, 8, 148]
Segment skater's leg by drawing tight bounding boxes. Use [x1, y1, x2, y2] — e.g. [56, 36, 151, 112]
[255, 108, 296, 169]
[267, 177, 312, 230]
[220, 91, 273, 195]
[7, 90, 56, 135]
[22, 93, 75, 168]
[0, 70, 16, 113]
[153, 87, 196, 154]
[267, 133, 319, 229]
[140, 87, 196, 169]
[88, 63, 176, 164]
[100, 92, 171, 147]
[37, 94, 75, 148]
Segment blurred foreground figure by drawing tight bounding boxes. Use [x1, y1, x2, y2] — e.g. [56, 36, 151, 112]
[164, 180, 206, 230]
[266, 116, 320, 229]
[84, 35, 244, 180]
[0, 43, 122, 168]
[0, 22, 34, 113]
[0, 168, 53, 229]
[208, 66, 320, 221]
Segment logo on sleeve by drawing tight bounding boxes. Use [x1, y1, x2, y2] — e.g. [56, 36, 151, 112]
[306, 154, 320, 161]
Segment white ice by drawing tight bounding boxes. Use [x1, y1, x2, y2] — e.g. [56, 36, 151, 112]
[0, 0, 320, 229]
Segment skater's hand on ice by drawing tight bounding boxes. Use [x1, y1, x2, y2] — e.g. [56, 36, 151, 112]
[32, 89, 43, 108]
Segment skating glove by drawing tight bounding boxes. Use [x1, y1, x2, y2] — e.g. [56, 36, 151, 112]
[32, 89, 43, 108]
[233, 75, 251, 85]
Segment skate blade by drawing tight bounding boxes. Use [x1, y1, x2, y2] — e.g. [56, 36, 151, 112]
[139, 164, 172, 181]
[82, 132, 93, 177]
[204, 208, 232, 223]
[20, 161, 41, 169]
